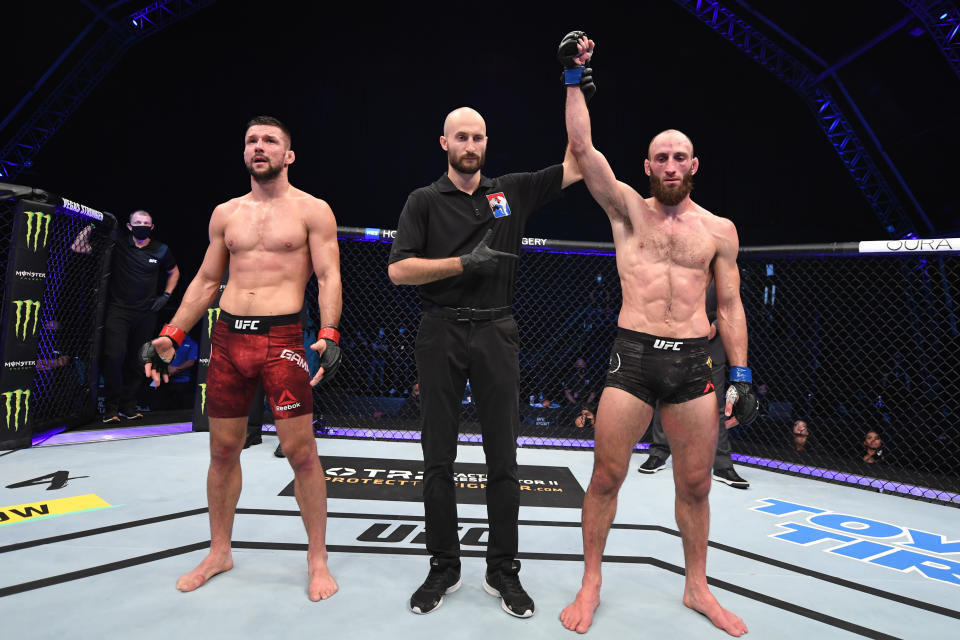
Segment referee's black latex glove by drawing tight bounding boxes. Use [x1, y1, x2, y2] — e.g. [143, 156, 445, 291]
[459, 229, 517, 276]
[149, 292, 170, 312]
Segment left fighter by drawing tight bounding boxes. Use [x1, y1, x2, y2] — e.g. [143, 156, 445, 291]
[142, 116, 343, 601]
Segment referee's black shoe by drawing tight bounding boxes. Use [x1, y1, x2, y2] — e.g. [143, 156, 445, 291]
[483, 560, 534, 618]
[410, 558, 462, 614]
[713, 467, 750, 489]
[638, 455, 667, 474]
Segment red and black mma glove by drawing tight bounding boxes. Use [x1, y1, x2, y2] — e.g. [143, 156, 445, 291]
[558, 30, 596, 101]
[317, 325, 342, 382]
[725, 366, 760, 425]
[138, 323, 185, 378]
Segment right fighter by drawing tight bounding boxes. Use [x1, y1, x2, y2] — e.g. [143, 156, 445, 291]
[556, 32, 758, 636]
[142, 116, 343, 602]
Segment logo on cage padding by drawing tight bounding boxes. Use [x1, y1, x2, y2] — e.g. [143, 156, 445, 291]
[12, 299, 41, 341]
[23, 211, 51, 252]
[2, 389, 31, 431]
[207, 307, 221, 337]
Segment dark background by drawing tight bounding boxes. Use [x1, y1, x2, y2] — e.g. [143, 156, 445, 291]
[3, 1, 958, 290]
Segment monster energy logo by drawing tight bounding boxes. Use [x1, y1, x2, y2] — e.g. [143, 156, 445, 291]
[24, 211, 51, 251]
[199, 383, 207, 414]
[207, 307, 221, 337]
[2, 389, 30, 431]
[12, 299, 41, 340]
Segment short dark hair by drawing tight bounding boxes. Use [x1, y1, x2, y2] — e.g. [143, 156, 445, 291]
[245, 116, 292, 148]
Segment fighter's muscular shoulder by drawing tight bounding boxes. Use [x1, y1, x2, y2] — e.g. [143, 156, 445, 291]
[698, 206, 739, 255]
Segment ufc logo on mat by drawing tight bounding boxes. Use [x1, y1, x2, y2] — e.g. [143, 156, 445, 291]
[234, 319, 260, 331]
[653, 339, 683, 351]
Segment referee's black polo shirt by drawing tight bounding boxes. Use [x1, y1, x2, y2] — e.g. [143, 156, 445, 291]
[389, 165, 563, 309]
[108, 234, 177, 310]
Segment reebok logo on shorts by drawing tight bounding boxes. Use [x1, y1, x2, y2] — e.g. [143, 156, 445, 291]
[276, 389, 301, 412]
[279, 348, 309, 373]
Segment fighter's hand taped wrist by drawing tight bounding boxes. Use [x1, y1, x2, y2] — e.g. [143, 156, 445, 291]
[725, 366, 759, 426]
[564, 67, 584, 85]
[318, 325, 340, 344]
[159, 323, 186, 350]
[139, 341, 171, 377]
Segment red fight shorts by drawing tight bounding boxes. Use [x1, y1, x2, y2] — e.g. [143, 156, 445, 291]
[206, 311, 313, 420]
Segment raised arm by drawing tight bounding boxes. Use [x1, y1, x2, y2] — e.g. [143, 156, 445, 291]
[561, 34, 629, 220]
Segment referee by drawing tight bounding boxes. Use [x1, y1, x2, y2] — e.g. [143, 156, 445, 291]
[388, 107, 583, 618]
[101, 210, 178, 422]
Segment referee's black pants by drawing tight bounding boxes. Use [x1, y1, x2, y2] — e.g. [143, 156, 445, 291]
[102, 304, 155, 414]
[415, 313, 521, 573]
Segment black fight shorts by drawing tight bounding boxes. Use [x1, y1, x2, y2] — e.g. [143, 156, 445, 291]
[604, 327, 714, 405]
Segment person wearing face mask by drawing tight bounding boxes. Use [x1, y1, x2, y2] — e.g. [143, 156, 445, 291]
[101, 209, 179, 422]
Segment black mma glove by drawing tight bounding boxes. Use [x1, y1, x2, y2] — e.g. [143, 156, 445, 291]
[459, 229, 518, 276]
[316, 325, 342, 383]
[724, 366, 760, 426]
[558, 30, 596, 101]
[149, 292, 170, 312]
[558, 30, 587, 69]
[139, 340, 171, 379]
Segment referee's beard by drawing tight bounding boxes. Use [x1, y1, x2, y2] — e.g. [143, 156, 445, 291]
[449, 150, 486, 174]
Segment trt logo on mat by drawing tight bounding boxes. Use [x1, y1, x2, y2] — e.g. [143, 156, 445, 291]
[754, 498, 960, 588]
[2, 389, 30, 431]
[12, 299, 41, 341]
[486, 192, 511, 218]
[280, 456, 585, 508]
[23, 210, 51, 251]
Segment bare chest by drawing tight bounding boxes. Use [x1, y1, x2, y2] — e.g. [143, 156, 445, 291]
[224, 205, 307, 254]
[634, 220, 715, 270]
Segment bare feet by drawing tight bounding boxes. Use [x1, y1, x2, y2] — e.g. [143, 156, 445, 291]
[560, 585, 601, 633]
[308, 560, 338, 601]
[176, 552, 234, 592]
[684, 586, 747, 636]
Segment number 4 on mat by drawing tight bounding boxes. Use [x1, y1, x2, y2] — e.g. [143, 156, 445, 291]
[6, 471, 89, 491]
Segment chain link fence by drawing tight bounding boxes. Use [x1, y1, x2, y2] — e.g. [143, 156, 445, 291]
[301, 230, 959, 505]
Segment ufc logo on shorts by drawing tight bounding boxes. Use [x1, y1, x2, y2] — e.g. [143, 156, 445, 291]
[234, 319, 260, 331]
[653, 339, 683, 351]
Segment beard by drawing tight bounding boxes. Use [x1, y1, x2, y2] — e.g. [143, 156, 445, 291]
[246, 157, 283, 182]
[649, 171, 694, 206]
[449, 149, 485, 174]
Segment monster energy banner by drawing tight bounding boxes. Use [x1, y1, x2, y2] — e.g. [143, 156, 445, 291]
[1, 201, 54, 448]
[192, 284, 224, 431]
